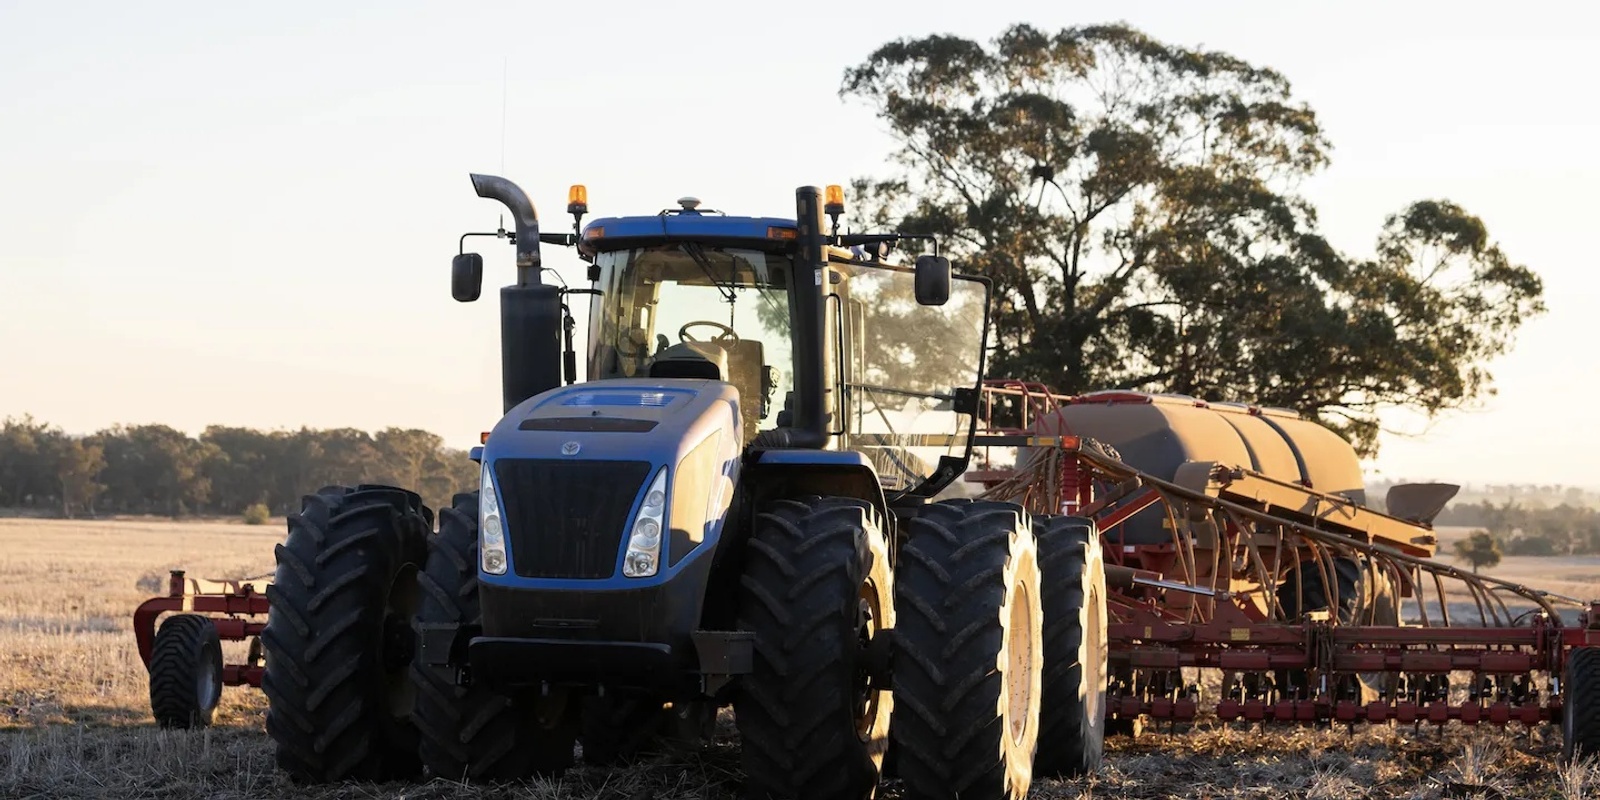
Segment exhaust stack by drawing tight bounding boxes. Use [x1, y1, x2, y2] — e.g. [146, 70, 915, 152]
[470, 173, 543, 287]
[469, 173, 563, 411]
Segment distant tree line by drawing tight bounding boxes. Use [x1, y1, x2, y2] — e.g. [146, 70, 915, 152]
[1438, 501, 1600, 556]
[0, 416, 477, 519]
[1370, 479, 1600, 512]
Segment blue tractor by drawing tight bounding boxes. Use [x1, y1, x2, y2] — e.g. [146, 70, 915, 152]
[259, 175, 1108, 800]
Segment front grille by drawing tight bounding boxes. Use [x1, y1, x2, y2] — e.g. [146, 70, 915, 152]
[494, 458, 651, 579]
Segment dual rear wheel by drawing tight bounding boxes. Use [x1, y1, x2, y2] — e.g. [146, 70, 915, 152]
[888, 500, 1043, 800]
[735, 497, 1107, 800]
[734, 496, 894, 800]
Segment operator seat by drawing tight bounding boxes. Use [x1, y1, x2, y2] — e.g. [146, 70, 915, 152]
[648, 341, 766, 442]
[649, 342, 729, 381]
[719, 340, 767, 441]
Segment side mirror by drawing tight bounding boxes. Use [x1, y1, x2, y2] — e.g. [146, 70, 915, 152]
[452, 253, 484, 302]
[914, 255, 951, 306]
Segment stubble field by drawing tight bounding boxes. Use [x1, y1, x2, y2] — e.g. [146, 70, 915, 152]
[2, 517, 1598, 799]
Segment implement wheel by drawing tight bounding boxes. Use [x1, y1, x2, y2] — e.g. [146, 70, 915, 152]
[411, 492, 575, 781]
[1032, 515, 1107, 777]
[891, 499, 1043, 800]
[735, 496, 893, 800]
[1565, 647, 1600, 763]
[149, 613, 223, 729]
[261, 485, 429, 783]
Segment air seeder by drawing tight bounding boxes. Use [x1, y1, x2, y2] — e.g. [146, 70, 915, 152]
[131, 175, 1600, 799]
[968, 380, 1600, 762]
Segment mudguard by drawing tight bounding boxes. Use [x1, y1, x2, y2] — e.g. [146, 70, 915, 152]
[745, 449, 889, 522]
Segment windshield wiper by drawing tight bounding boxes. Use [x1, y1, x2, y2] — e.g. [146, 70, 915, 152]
[851, 382, 954, 403]
[681, 242, 737, 304]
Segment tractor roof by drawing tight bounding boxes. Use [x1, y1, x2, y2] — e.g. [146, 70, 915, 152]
[580, 210, 799, 254]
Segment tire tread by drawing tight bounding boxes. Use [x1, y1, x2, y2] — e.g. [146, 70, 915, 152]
[262, 485, 428, 783]
[1565, 647, 1600, 763]
[735, 496, 889, 800]
[891, 499, 1041, 800]
[1032, 515, 1106, 777]
[149, 613, 222, 729]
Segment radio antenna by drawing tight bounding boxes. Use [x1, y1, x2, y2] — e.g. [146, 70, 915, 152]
[499, 56, 509, 174]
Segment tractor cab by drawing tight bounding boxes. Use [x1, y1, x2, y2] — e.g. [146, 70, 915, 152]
[582, 230, 794, 443]
[577, 193, 990, 497]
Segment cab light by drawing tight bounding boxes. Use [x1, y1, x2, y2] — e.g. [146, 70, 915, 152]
[584, 226, 605, 240]
[767, 226, 797, 240]
[824, 184, 845, 215]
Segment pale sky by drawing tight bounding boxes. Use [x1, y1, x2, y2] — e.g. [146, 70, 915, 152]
[1, 1, 1596, 488]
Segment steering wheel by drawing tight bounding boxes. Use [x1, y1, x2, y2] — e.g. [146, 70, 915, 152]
[679, 320, 740, 343]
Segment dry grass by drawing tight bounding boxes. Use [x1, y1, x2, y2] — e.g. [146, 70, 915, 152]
[0, 518, 281, 731]
[1, 518, 1596, 799]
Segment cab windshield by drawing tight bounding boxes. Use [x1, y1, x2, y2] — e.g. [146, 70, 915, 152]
[826, 259, 988, 493]
[588, 246, 793, 441]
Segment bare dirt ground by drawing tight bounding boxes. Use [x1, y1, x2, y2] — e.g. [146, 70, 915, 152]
[3, 518, 1599, 799]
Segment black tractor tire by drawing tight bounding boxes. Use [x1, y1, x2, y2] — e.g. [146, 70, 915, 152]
[891, 499, 1043, 800]
[1565, 647, 1600, 763]
[149, 613, 224, 729]
[735, 496, 893, 800]
[1277, 555, 1399, 701]
[411, 491, 575, 781]
[261, 484, 430, 783]
[1032, 515, 1107, 778]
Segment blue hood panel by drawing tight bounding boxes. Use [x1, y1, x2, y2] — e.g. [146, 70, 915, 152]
[490, 379, 736, 462]
[480, 378, 743, 590]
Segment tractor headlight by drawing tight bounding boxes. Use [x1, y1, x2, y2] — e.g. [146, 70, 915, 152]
[480, 462, 508, 575]
[623, 468, 668, 578]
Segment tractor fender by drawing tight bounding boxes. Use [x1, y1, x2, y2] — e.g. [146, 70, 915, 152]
[745, 450, 888, 522]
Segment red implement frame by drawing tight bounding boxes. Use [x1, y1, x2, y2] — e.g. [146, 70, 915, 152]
[970, 380, 1600, 729]
[133, 570, 271, 689]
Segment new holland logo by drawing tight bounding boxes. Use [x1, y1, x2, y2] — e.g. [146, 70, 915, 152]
[561, 441, 581, 456]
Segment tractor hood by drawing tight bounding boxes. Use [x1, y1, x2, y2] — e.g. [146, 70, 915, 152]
[486, 379, 740, 465]
[478, 378, 745, 588]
